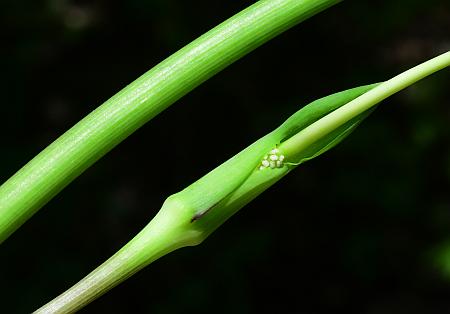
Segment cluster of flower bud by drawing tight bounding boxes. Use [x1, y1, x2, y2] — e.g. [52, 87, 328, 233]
[259, 148, 285, 170]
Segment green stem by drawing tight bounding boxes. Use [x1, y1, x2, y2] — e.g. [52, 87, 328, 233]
[280, 51, 450, 159]
[0, 0, 341, 243]
[35, 197, 201, 313]
[35, 51, 449, 313]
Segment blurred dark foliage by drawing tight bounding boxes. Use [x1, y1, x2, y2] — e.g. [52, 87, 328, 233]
[1, 0, 450, 313]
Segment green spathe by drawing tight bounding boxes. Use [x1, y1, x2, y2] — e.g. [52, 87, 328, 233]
[35, 83, 378, 314]
[179, 84, 378, 229]
[36, 47, 450, 314]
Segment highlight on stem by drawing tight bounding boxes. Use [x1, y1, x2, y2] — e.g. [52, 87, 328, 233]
[35, 51, 450, 313]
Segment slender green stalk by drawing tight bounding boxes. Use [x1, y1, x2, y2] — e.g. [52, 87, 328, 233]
[34, 198, 200, 314]
[36, 51, 450, 313]
[280, 51, 450, 158]
[0, 0, 342, 243]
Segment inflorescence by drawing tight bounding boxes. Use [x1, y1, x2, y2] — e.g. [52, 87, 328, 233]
[259, 148, 285, 170]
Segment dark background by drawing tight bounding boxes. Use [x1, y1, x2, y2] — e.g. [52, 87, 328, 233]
[1, 0, 450, 313]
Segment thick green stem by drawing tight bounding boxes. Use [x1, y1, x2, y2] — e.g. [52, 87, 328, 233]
[280, 51, 450, 158]
[0, 0, 342, 243]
